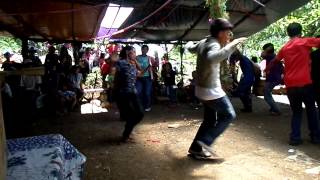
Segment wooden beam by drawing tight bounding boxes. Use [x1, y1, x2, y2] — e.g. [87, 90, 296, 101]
[71, 0, 76, 41]
[178, 9, 208, 41]
[227, 9, 266, 16]
[0, 67, 45, 76]
[233, 0, 271, 28]
[0, 22, 23, 39]
[12, 15, 49, 40]
[92, 1, 109, 38]
[26, 37, 92, 43]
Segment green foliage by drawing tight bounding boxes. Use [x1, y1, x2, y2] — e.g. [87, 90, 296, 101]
[168, 44, 197, 84]
[244, 0, 320, 59]
[84, 67, 103, 89]
[0, 36, 22, 54]
[206, 0, 229, 19]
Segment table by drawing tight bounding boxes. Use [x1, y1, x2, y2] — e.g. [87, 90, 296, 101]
[6, 134, 86, 180]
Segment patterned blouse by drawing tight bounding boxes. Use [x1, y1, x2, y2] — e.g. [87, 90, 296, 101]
[114, 59, 138, 93]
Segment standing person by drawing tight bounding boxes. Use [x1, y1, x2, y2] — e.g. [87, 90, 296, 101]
[44, 46, 59, 75]
[98, 53, 106, 68]
[101, 57, 111, 84]
[59, 46, 72, 76]
[2, 52, 16, 71]
[136, 45, 154, 112]
[267, 23, 320, 145]
[83, 47, 94, 71]
[231, 50, 255, 113]
[79, 58, 89, 81]
[44, 46, 61, 92]
[262, 43, 283, 115]
[161, 62, 177, 104]
[185, 18, 246, 159]
[251, 56, 262, 96]
[114, 46, 144, 142]
[311, 35, 320, 123]
[28, 47, 42, 66]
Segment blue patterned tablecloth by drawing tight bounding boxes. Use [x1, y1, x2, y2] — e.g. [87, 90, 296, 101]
[6, 134, 86, 180]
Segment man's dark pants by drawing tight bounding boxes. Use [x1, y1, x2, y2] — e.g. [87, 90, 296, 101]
[234, 79, 254, 111]
[287, 85, 320, 142]
[116, 92, 144, 138]
[316, 88, 320, 127]
[189, 96, 236, 152]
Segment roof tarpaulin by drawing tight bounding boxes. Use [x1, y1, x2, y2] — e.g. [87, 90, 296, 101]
[108, 0, 309, 42]
[0, 0, 108, 42]
[0, 0, 310, 42]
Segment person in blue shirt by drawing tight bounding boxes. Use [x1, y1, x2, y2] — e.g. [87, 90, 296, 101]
[262, 43, 283, 115]
[231, 50, 255, 112]
[136, 45, 154, 112]
[114, 46, 144, 142]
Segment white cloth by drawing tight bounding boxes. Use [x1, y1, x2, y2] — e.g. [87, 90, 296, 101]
[7, 134, 86, 180]
[195, 85, 226, 101]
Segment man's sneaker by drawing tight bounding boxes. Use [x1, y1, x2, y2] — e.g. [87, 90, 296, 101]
[188, 149, 211, 159]
[289, 139, 303, 146]
[145, 107, 151, 112]
[196, 140, 221, 158]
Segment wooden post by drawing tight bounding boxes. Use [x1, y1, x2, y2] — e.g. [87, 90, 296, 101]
[21, 38, 28, 59]
[0, 75, 7, 180]
[179, 42, 184, 84]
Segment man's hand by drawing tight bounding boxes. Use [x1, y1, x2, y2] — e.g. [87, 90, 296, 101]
[185, 41, 194, 49]
[230, 37, 247, 46]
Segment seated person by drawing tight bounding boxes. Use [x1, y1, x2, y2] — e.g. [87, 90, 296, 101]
[79, 58, 89, 81]
[57, 83, 77, 113]
[67, 65, 84, 102]
[20, 59, 42, 113]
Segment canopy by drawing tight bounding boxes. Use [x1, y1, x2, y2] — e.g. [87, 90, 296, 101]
[108, 0, 309, 42]
[0, 0, 309, 42]
[0, 0, 107, 42]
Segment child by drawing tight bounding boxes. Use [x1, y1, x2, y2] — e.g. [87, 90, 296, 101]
[161, 62, 177, 104]
[57, 83, 77, 114]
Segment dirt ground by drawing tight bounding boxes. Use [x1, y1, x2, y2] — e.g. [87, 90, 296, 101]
[7, 96, 320, 180]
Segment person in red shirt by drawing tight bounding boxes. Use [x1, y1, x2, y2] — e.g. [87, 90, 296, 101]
[267, 23, 320, 146]
[98, 53, 106, 68]
[101, 58, 111, 83]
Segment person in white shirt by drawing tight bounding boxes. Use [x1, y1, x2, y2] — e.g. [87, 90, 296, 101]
[185, 18, 246, 160]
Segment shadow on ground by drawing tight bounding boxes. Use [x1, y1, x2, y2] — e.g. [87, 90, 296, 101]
[4, 96, 320, 179]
